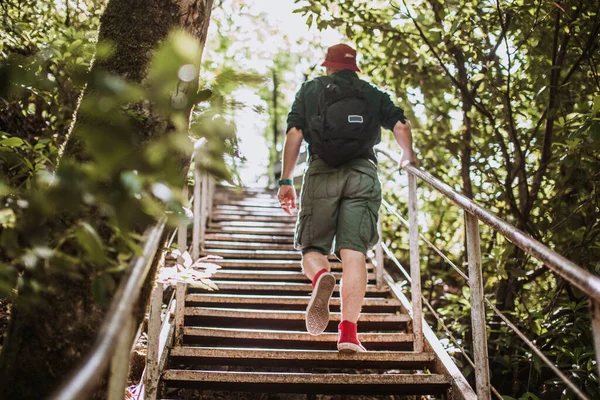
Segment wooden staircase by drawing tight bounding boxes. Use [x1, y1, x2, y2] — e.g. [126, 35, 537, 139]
[160, 186, 452, 398]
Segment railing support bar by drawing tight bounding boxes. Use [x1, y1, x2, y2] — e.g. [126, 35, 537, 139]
[592, 299, 600, 379]
[192, 167, 202, 261]
[175, 281, 186, 346]
[207, 177, 215, 220]
[107, 313, 134, 400]
[200, 173, 209, 251]
[145, 282, 163, 400]
[178, 184, 189, 262]
[465, 212, 491, 399]
[375, 209, 384, 289]
[408, 173, 423, 352]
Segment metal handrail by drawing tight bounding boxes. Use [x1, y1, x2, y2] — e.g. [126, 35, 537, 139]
[50, 220, 166, 400]
[377, 147, 600, 300]
[375, 146, 600, 399]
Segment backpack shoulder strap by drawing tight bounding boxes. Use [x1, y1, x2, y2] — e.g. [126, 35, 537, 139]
[317, 76, 335, 89]
[351, 77, 367, 91]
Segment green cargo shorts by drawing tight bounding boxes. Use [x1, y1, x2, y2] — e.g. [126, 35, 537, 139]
[294, 157, 382, 257]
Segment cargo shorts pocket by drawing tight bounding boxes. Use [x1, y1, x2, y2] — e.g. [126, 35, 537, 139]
[358, 203, 379, 249]
[294, 206, 312, 250]
[308, 170, 337, 199]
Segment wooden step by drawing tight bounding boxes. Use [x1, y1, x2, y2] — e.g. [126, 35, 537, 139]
[185, 293, 401, 307]
[204, 249, 340, 262]
[189, 280, 387, 293]
[210, 269, 376, 282]
[206, 226, 294, 235]
[204, 233, 294, 244]
[211, 209, 295, 218]
[203, 249, 305, 260]
[161, 370, 450, 394]
[183, 327, 414, 343]
[204, 241, 295, 251]
[213, 205, 287, 214]
[170, 347, 435, 369]
[213, 201, 282, 209]
[211, 214, 296, 223]
[181, 325, 414, 351]
[209, 221, 296, 229]
[212, 259, 372, 269]
[184, 307, 410, 323]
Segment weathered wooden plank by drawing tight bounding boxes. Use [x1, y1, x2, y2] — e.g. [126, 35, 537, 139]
[209, 270, 376, 281]
[182, 327, 414, 342]
[204, 241, 295, 251]
[162, 370, 450, 386]
[188, 280, 388, 293]
[209, 221, 296, 229]
[183, 307, 410, 323]
[185, 293, 400, 307]
[206, 226, 294, 235]
[204, 233, 294, 243]
[211, 214, 296, 223]
[170, 347, 434, 363]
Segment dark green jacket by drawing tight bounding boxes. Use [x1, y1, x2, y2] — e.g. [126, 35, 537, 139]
[286, 70, 406, 160]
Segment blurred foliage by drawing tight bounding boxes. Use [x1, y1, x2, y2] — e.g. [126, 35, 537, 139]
[0, 0, 105, 187]
[0, 12, 243, 311]
[295, 0, 600, 398]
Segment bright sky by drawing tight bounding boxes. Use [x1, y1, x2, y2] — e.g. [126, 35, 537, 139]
[205, 0, 342, 187]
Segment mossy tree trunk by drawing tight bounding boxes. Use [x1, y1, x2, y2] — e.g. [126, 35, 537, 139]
[0, 1, 213, 399]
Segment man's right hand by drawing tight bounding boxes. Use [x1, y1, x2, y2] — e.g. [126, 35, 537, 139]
[399, 151, 420, 169]
[277, 185, 297, 216]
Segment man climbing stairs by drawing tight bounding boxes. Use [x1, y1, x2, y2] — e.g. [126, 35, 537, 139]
[160, 186, 453, 398]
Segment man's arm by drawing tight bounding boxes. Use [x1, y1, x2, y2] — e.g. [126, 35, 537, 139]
[277, 127, 304, 215]
[392, 120, 420, 168]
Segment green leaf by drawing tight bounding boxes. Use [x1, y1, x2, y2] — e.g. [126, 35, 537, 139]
[0, 137, 24, 147]
[75, 222, 106, 264]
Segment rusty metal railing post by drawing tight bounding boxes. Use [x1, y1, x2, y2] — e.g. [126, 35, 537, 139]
[192, 166, 202, 261]
[464, 212, 491, 399]
[178, 183, 189, 262]
[375, 209, 384, 289]
[408, 172, 423, 352]
[175, 281, 186, 346]
[145, 282, 164, 400]
[200, 173, 209, 251]
[207, 177, 215, 220]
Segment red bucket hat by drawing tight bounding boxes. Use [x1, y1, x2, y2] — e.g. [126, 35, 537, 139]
[321, 43, 361, 72]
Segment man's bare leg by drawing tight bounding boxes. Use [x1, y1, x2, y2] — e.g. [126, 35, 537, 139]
[339, 249, 367, 322]
[338, 248, 367, 352]
[302, 251, 335, 335]
[302, 251, 330, 279]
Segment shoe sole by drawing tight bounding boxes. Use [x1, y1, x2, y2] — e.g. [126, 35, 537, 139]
[305, 273, 335, 336]
[337, 342, 366, 353]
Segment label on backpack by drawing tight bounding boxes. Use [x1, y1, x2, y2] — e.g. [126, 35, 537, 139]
[348, 115, 364, 124]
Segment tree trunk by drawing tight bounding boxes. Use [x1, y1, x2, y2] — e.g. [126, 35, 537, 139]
[0, 1, 213, 398]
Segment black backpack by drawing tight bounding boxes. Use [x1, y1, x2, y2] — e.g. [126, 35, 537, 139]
[308, 75, 379, 167]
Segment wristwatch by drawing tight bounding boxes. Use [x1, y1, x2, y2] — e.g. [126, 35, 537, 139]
[278, 179, 293, 186]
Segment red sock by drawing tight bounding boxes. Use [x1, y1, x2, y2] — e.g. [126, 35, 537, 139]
[338, 320, 359, 344]
[311, 268, 329, 289]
